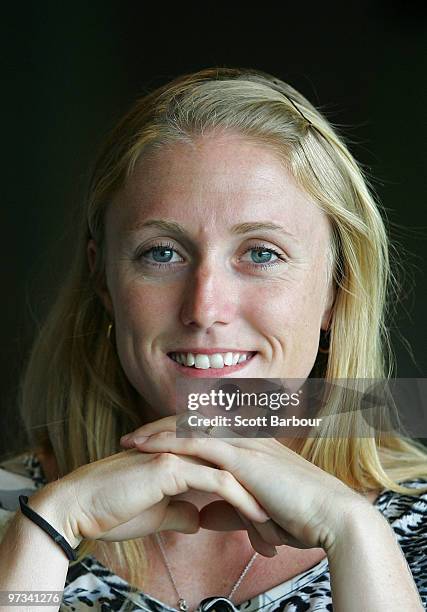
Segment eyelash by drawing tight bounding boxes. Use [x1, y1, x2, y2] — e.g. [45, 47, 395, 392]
[137, 241, 287, 272]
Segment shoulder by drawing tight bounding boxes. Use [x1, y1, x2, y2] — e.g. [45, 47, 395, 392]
[0, 453, 48, 541]
[375, 477, 427, 526]
[375, 477, 427, 544]
[375, 477, 427, 607]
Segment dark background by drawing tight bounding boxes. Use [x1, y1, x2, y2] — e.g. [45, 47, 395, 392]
[2, 1, 426, 455]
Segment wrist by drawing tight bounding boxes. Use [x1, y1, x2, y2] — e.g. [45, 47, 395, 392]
[26, 482, 83, 550]
[325, 498, 384, 557]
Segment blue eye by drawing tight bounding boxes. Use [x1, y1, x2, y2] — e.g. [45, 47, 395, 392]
[137, 242, 285, 271]
[247, 247, 278, 265]
[139, 242, 184, 267]
[150, 246, 177, 263]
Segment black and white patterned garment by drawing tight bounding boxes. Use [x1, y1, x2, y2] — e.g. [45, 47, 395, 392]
[0, 453, 426, 611]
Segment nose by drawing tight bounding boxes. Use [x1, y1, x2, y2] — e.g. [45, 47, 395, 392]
[179, 259, 238, 330]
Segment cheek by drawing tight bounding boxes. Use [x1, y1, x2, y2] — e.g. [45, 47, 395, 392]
[112, 282, 172, 338]
[111, 284, 173, 387]
[242, 274, 326, 364]
[243, 282, 319, 330]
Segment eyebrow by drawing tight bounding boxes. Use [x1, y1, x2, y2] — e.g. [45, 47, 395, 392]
[127, 219, 298, 241]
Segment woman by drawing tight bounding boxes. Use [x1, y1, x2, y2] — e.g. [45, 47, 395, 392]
[0, 67, 426, 611]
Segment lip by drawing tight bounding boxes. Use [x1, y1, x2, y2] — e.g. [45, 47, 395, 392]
[167, 348, 254, 355]
[166, 352, 258, 378]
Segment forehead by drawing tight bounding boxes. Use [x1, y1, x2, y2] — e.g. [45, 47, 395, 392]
[107, 133, 330, 244]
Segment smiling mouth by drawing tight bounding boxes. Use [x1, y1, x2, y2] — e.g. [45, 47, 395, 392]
[167, 351, 257, 370]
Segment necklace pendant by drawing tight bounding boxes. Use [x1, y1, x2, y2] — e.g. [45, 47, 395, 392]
[178, 598, 188, 611]
[197, 596, 238, 612]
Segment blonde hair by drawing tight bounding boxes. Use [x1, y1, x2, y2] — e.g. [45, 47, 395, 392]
[16, 67, 427, 592]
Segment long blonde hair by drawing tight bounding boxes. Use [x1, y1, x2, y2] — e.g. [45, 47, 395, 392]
[16, 67, 427, 590]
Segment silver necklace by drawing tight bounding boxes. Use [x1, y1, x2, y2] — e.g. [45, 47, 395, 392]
[155, 532, 258, 612]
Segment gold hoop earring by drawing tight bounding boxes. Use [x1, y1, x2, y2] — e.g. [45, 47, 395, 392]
[106, 321, 113, 341]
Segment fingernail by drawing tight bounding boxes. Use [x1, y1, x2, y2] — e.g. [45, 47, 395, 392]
[120, 434, 132, 444]
[257, 510, 270, 522]
[134, 435, 149, 444]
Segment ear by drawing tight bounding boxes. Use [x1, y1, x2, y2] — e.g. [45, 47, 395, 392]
[87, 238, 114, 318]
[321, 280, 335, 331]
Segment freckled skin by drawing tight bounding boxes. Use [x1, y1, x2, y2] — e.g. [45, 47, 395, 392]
[88, 132, 334, 422]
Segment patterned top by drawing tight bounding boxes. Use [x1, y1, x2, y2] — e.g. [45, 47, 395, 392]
[0, 453, 426, 611]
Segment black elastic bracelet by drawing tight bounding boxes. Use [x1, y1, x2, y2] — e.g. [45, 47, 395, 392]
[18, 495, 77, 561]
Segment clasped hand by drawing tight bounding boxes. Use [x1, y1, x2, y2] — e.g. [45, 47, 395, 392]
[120, 415, 365, 556]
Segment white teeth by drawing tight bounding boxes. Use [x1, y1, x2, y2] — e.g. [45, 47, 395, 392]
[170, 351, 254, 369]
[209, 353, 224, 369]
[223, 352, 233, 366]
[186, 352, 195, 366]
[195, 354, 210, 369]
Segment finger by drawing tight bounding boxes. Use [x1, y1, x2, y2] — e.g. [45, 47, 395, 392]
[158, 500, 200, 534]
[120, 415, 179, 446]
[245, 517, 312, 550]
[199, 500, 281, 544]
[121, 413, 266, 448]
[247, 518, 289, 546]
[100, 500, 200, 540]
[199, 501, 278, 558]
[155, 453, 269, 523]
[199, 500, 247, 531]
[234, 510, 312, 550]
[235, 509, 278, 558]
[131, 434, 285, 529]
[129, 431, 239, 473]
[199, 502, 278, 558]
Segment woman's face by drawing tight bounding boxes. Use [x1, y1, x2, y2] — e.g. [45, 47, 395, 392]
[88, 132, 334, 419]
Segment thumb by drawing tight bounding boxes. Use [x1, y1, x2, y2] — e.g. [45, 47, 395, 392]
[199, 500, 247, 531]
[158, 501, 201, 534]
